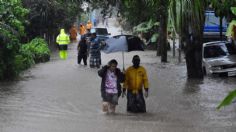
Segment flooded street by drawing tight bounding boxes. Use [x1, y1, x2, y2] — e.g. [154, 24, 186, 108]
[1, 21, 236, 132]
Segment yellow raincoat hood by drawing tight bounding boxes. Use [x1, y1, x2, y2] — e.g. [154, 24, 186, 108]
[56, 29, 70, 45]
[60, 29, 66, 34]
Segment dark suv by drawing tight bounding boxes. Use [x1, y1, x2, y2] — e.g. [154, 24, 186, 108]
[90, 28, 111, 41]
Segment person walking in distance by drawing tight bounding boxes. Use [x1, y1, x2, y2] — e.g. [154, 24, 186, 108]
[77, 35, 88, 65]
[56, 29, 70, 60]
[69, 25, 78, 43]
[89, 33, 101, 68]
[79, 23, 86, 36]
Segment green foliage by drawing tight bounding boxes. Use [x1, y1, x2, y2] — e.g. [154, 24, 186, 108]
[22, 0, 84, 40]
[231, 7, 236, 15]
[133, 19, 159, 44]
[169, 0, 206, 40]
[14, 54, 34, 72]
[22, 38, 50, 63]
[0, 0, 29, 80]
[120, 0, 159, 27]
[133, 19, 159, 33]
[217, 89, 236, 110]
[0, 0, 29, 36]
[13, 37, 50, 75]
[211, 0, 236, 20]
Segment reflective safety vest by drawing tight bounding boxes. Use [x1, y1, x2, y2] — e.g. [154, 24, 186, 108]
[56, 29, 70, 45]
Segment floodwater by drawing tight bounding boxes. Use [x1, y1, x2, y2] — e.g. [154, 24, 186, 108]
[0, 43, 236, 132]
[1, 19, 236, 131]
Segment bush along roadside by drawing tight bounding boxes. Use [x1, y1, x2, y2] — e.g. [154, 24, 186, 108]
[21, 38, 50, 63]
[10, 38, 50, 80]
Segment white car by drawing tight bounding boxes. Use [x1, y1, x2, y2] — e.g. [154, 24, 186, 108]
[202, 41, 236, 76]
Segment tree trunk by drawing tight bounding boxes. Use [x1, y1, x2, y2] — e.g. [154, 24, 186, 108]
[185, 33, 204, 79]
[157, 0, 168, 62]
[157, 37, 161, 56]
[219, 16, 223, 41]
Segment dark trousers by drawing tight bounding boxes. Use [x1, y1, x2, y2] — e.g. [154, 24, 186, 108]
[77, 53, 87, 65]
[127, 90, 146, 113]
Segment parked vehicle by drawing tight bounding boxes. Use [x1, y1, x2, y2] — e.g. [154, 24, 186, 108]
[203, 10, 227, 42]
[90, 28, 111, 41]
[202, 41, 236, 76]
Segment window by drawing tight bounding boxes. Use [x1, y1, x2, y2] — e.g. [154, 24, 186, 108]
[204, 44, 227, 58]
[96, 28, 108, 35]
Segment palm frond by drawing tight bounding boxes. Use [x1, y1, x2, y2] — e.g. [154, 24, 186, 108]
[231, 7, 236, 15]
[217, 89, 236, 110]
[169, 0, 206, 36]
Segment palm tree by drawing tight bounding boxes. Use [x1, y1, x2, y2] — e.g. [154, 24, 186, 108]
[170, 0, 206, 78]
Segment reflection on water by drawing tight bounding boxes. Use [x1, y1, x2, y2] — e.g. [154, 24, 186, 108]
[183, 79, 203, 94]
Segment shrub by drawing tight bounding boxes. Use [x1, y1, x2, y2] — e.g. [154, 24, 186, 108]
[22, 38, 50, 63]
[12, 37, 50, 79]
[0, 0, 29, 80]
[15, 48, 35, 71]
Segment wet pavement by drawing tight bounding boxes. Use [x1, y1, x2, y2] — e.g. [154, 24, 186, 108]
[1, 19, 236, 132]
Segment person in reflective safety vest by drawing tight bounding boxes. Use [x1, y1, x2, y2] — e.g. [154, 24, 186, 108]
[56, 29, 70, 59]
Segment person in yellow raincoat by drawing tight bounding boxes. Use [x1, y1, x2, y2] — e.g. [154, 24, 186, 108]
[56, 29, 70, 60]
[79, 23, 86, 36]
[122, 55, 149, 113]
[69, 25, 78, 42]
